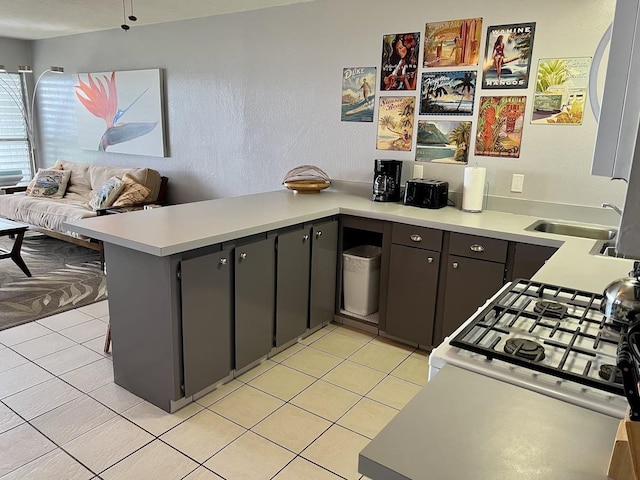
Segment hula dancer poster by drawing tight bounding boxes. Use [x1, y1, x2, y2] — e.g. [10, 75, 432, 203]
[532, 57, 591, 125]
[376, 96, 416, 151]
[416, 120, 471, 164]
[341, 67, 376, 122]
[419, 71, 476, 115]
[475, 96, 527, 158]
[381, 32, 420, 91]
[482, 22, 536, 89]
[423, 18, 482, 68]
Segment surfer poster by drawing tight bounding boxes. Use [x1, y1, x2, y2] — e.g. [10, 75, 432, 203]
[376, 96, 415, 151]
[416, 120, 471, 164]
[419, 71, 476, 115]
[475, 96, 526, 158]
[381, 32, 420, 91]
[532, 57, 591, 125]
[341, 67, 376, 122]
[423, 18, 482, 68]
[481, 22, 536, 89]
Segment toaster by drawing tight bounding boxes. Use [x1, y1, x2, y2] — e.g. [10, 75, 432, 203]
[403, 179, 449, 209]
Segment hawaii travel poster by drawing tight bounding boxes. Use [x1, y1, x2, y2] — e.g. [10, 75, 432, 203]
[481, 22, 536, 89]
[341, 67, 376, 122]
[423, 18, 482, 68]
[475, 96, 527, 158]
[420, 71, 476, 115]
[381, 32, 420, 91]
[416, 120, 471, 164]
[376, 96, 415, 151]
[532, 57, 591, 125]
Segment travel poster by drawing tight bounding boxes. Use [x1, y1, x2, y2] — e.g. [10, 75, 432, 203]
[419, 71, 476, 115]
[341, 67, 376, 122]
[532, 57, 591, 125]
[481, 22, 536, 89]
[475, 96, 527, 158]
[416, 120, 471, 164]
[376, 96, 416, 151]
[423, 18, 482, 68]
[381, 32, 420, 91]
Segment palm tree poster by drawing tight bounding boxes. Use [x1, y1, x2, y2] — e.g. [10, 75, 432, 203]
[376, 96, 415, 151]
[532, 57, 591, 125]
[481, 22, 536, 89]
[74, 69, 166, 157]
[341, 67, 376, 122]
[423, 18, 482, 68]
[419, 71, 476, 115]
[416, 120, 471, 164]
[475, 96, 527, 158]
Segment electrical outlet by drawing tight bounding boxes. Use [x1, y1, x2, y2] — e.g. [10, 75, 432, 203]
[511, 174, 524, 193]
[413, 164, 424, 179]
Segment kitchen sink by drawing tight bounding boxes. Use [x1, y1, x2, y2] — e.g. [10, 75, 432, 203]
[525, 220, 617, 241]
[589, 240, 640, 260]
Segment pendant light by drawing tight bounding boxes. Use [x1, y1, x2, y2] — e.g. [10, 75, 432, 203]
[121, 0, 138, 31]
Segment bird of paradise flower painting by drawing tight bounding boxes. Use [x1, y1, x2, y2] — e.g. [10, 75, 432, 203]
[74, 69, 165, 157]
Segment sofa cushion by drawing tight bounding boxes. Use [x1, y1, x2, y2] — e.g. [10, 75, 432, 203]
[54, 159, 92, 202]
[88, 176, 126, 210]
[89, 165, 162, 201]
[26, 164, 63, 195]
[112, 173, 151, 207]
[29, 169, 71, 199]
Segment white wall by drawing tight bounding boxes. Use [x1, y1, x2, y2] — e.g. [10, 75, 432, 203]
[22, 0, 625, 208]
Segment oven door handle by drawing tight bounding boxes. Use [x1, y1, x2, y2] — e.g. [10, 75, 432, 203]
[617, 335, 640, 421]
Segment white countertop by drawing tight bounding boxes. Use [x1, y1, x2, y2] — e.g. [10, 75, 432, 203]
[64, 184, 633, 294]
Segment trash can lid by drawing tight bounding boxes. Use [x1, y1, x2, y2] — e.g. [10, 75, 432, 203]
[343, 245, 382, 259]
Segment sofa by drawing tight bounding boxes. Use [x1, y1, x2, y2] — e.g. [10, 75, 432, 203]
[0, 159, 167, 257]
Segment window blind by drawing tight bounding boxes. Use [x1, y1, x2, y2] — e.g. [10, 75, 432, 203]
[0, 73, 32, 181]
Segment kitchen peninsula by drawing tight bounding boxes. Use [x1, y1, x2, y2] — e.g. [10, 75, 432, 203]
[65, 183, 633, 414]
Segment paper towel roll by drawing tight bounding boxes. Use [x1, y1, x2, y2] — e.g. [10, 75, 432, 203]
[462, 166, 486, 212]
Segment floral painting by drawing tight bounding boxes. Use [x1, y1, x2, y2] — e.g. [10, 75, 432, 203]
[74, 69, 166, 157]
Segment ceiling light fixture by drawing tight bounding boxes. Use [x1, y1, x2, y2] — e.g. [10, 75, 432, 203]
[121, 0, 138, 31]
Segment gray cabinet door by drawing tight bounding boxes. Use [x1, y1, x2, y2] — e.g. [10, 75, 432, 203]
[310, 220, 338, 330]
[509, 243, 557, 280]
[386, 244, 440, 346]
[275, 227, 311, 347]
[235, 236, 276, 370]
[436, 255, 505, 345]
[181, 249, 232, 397]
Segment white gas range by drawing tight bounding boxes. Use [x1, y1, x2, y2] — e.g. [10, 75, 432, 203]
[428, 279, 629, 419]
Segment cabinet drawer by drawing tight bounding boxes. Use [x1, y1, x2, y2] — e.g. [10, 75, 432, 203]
[392, 224, 443, 251]
[449, 232, 507, 263]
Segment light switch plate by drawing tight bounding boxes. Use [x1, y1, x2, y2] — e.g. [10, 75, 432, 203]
[413, 164, 424, 179]
[511, 174, 524, 193]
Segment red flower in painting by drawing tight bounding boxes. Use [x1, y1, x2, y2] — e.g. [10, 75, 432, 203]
[74, 72, 118, 128]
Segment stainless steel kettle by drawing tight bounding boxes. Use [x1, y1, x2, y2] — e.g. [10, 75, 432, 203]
[601, 262, 640, 325]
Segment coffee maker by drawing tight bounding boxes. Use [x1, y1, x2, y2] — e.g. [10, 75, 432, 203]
[372, 159, 402, 202]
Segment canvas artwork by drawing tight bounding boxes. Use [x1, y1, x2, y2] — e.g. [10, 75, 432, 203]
[341, 67, 376, 122]
[423, 18, 483, 68]
[532, 57, 591, 125]
[481, 22, 536, 89]
[475, 96, 527, 158]
[381, 32, 420, 91]
[419, 71, 476, 115]
[75, 68, 166, 157]
[376, 96, 416, 151]
[416, 120, 471, 164]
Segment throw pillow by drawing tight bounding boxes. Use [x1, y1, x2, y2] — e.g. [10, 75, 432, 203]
[28, 169, 71, 199]
[111, 173, 151, 207]
[88, 176, 126, 211]
[25, 164, 63, 195]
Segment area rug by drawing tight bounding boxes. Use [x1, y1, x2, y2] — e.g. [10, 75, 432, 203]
[0, 233, 107, 331]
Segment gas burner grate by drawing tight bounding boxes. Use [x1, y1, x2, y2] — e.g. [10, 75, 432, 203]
[533, 300, 567, 319]
[504, 338, 545, 361]
[599, 364, 623, 385]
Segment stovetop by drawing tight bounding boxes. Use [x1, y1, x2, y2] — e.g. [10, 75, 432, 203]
[449, 279, 624, 397]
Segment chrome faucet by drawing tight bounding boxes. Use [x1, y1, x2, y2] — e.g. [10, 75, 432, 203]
[601, 202, 623, 216]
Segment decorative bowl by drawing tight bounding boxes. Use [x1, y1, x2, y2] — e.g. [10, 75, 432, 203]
[283, 179, 331, 193]
[282, 165, 331, 194]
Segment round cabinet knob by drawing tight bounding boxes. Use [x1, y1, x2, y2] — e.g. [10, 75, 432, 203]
[303, 235, 309, 242]
[219, 258, 227, 265]
[427, 257, 434, 263]
[316, 231, 323, 239]
[470, 244, 485, 252]
[239, 253, 247, 260]
[410, 234, 422, 242]
[452, 262, 459, 269]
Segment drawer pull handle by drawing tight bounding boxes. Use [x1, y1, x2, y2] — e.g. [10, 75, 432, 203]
[219, 258, 227, 265]
[303, 235, 309, 242]
[410, 234, 422, 242]
[239, 253, 247, 260]
[427, 257, 434, 264]
[316, 231, 322, 239]
[452, 262, 459, 269]
[470, 244, 485, 252]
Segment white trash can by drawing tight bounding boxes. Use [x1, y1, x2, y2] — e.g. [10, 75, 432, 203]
[343, 245, 382, 316]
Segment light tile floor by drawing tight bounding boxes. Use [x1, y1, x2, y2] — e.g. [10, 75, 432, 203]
[0, 301, 429, 480]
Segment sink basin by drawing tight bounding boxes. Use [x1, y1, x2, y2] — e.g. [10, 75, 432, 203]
[525, 220, 617, 240]
[590, 240, 640, 260]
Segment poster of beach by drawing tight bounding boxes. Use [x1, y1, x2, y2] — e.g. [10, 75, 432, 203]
[341, 67, 376, 122]
[482, 22, 536, 89]
[419, 71, 476, 115]
[415, 120, 471, 164]
[423, 18, 482, 68]
[376, 96, 415, 151]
